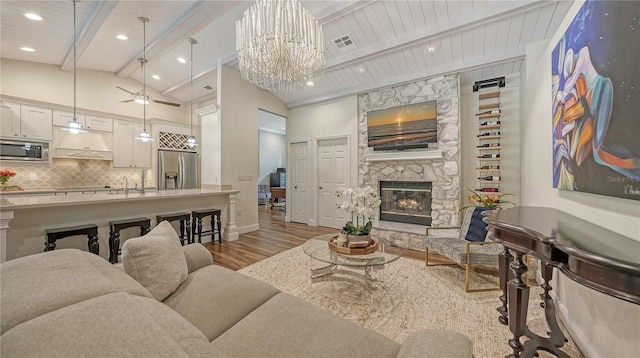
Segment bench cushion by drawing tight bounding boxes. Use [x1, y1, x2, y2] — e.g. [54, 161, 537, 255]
[425, 236, 502, 266]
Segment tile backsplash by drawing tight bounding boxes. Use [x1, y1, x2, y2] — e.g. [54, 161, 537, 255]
[1, 159, 153, 190]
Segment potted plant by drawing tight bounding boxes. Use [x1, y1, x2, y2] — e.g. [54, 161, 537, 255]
[335, 186, 381, 244]
[460, 189, 515, 212]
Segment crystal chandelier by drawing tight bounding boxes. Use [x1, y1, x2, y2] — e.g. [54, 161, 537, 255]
[236, 0, 325, 92]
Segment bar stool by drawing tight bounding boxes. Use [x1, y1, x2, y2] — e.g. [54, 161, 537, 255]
[191, 209, 222, 244]
[109, 217, 151, 263]
[45, 224, 99, 255]
[156, 212, 191, 246]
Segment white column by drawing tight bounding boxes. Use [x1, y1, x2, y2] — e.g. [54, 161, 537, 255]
[223, 193, 239, 241]
[0, 210, 15, 262]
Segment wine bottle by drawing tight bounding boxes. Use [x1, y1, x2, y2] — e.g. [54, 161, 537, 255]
[478, 176, 501, 181]
[480, 165, 500, 169]
[477, 188, 499, 192]
[475, 109, 501, 116]
[480, 121, 501, 126]
[478, 154, 500, 158]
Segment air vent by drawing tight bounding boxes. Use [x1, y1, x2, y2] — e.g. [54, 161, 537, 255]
[333, 34, 356, 51]
[204, 85, 213, 90]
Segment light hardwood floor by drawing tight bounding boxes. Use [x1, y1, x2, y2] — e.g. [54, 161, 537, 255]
[204, 204, 450, 271]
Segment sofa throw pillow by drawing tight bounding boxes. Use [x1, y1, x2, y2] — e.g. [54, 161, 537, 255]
[464, 207, 491, 242]
[122, 221, 188, 301]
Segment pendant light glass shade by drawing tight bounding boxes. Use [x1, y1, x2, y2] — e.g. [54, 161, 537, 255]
[134, 17, 153, 142]
[185, 37, 198, 148]
[61, 0, 87, 134]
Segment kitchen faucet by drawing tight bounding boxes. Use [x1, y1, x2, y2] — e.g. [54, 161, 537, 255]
[140, 169, 146, 194]
[123, 176, 129, 195]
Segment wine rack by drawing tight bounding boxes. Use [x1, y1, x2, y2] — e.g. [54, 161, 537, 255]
[476, 89, 501, 195]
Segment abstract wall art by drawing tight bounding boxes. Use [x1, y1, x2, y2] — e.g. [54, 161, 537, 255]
[551, 0, 640, 201]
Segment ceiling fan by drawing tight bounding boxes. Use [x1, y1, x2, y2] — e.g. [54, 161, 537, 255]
[116, 84, 181, 107]
[117, 16, 181, 108]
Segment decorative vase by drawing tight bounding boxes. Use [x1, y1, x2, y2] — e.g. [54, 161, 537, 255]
[0, 177, 8, 190]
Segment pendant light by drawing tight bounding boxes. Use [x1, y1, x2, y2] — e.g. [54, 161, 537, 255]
[135, 16, 152, 142]
[62, 0, 87, 134]
[185, 37, 198, 148]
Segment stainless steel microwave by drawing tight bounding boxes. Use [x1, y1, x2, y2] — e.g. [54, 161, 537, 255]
[0, 140, 49, 161]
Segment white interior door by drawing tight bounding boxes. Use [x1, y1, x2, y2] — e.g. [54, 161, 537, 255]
[317, 137, 349, 229]
[290, 142, 308, 223]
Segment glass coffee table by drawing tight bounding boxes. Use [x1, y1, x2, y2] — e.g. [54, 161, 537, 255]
[302, 234, 402, 291]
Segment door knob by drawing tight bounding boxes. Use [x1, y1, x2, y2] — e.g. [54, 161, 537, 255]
[294, 186, 298, 189]
[319, 186, 323, 189]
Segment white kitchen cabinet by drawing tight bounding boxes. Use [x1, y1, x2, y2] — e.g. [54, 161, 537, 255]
[54, 111, 112, 133]
[53, 110, 85, 127]
[0, 101, 21, 138]
[1, 102, 52, 141]
[85, 115, 113, 132]
[113, 119, 150, 168]
[19, 105, 53, 141]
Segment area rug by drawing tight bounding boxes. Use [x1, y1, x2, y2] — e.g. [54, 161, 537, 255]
[239, 246, 583, 358]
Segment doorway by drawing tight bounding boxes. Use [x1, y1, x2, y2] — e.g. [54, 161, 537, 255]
[258, 110, 287, 210]
[317, 136, 350, 229]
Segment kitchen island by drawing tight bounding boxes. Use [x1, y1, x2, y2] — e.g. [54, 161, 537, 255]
[0, 188, 239, 262]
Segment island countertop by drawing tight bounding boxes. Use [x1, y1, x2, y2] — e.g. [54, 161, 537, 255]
[0, 188, 239, 210]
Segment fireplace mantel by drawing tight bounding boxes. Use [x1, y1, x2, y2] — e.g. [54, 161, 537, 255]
[364, 149, 443, 162]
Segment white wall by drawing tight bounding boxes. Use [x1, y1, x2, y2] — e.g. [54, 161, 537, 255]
[1, 59, 187, 122]
[520, 2, 640, 357]
[259, 131, 286, 186]
[218, 65, 288, 233]
[287, 96, 358, 225]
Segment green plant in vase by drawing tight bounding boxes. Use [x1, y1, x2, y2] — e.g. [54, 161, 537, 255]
[460, 189, 515, 211]
[335, 186, 381, 243]
[0, 169, 16, 190]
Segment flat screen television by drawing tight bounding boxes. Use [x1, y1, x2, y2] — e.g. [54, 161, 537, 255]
[366, 100, 437, 151]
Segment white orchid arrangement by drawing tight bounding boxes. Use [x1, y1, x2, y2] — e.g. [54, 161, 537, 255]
[335, 186, 382, 235]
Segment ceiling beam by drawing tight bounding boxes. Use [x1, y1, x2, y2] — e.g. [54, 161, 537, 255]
[286, 47, 527, 109]
[60, 1, 119, 72]
[116, 1, 238, 78]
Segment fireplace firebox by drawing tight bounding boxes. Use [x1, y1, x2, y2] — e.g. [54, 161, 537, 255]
[379, 181, 432, 226]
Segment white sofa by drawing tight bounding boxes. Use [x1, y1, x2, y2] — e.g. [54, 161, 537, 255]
[1, 242, 473, 357]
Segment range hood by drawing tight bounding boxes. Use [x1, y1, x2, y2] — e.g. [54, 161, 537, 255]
[53, 130, 113, 160]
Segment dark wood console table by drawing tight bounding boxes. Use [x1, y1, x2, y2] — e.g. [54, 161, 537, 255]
[484, 207, 640, 358]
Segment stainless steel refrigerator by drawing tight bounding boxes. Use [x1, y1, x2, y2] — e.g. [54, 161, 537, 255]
[157, 150, 199, 189]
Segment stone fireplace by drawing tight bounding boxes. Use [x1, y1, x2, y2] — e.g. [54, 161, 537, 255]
[379, 181, 432, 226]
[357, 74, 461, 249]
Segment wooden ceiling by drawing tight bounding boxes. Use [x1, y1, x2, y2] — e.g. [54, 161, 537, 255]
[1, 1, 573, 108]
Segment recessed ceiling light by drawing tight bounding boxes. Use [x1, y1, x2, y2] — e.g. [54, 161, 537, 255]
[24, 13, 43, 21]
[177, 57, 186, 64]
[306, 80, 314, 87]
[355, 65, 367, 74]
[152, 74, 160, 80]
[425, 45, 438, 53]
[20, 47, 35, 52]
[116, 34, 128, 40]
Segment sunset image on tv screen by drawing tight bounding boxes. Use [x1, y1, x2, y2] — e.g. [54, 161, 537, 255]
[367, 100, 437, 149]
